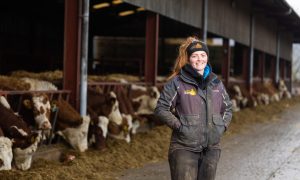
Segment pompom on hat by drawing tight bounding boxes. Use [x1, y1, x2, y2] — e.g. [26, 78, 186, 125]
[186, 40, 209, 57]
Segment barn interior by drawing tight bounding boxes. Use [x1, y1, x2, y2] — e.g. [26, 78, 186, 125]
[0, 0, 248, 80]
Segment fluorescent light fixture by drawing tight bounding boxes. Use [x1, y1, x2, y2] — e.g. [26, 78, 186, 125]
[112, 0, 123, 5]
[136, 7, 145, 11]
[93, 3, 110, 9]
[119, 10, 135, 16]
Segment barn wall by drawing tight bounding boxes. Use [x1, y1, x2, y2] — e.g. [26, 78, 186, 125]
[280, 32, 293, 61]
[124, 0, 203, 28]
[207, 0, 251, 46]
[254, 14, 277, 56]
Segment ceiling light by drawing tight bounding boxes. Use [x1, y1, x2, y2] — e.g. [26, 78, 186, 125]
[112, 0, 123, 5]
[119, 10, 135, 16]
[93, 3, 110, 9]
[136, 7, 145, 12]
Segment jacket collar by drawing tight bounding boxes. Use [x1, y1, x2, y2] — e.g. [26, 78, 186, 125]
[180, 64, 218, 88]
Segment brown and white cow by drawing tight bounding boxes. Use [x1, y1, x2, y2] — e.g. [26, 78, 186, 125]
[115, 86, 150, 134]
[129, 85, 160, 115]
[108, 113, 133, 143]
[0, 127, 13, 171]
[0, 97, 41, 170]
[17, 77, 57, 130]
[51, 99, 90, 152]
[21, 77, 58, 91]
[87, 109, 109, 150]
[88, 88, 123, 123]
[13, 132, 41, 171]
[56, 116, 90, 152]
[278, 79, 292, 99]
[87, 88, 133, 143]
[18, 93, 52, 130]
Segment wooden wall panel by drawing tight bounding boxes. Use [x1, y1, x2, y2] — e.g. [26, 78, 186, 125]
[280, 33, 293, 61]
[207, 0, 251, 46]
[125, 0, 293, 61]
[254, 14, 277, 55]
[124, 0, 202, 28]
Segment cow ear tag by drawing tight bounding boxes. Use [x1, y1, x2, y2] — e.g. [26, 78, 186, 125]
[31, 136, 35, 143]
[23, 99, 32, 109]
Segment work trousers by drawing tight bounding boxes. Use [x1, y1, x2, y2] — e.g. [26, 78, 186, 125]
[168, 148, 221, 180]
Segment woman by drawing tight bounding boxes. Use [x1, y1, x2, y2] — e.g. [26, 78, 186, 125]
[155, 36, 233, 180]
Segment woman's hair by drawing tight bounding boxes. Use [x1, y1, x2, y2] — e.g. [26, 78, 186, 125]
[168, 36, 200, 80]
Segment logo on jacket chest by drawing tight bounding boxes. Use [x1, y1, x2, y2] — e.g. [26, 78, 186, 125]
[184, 88, 197, 96]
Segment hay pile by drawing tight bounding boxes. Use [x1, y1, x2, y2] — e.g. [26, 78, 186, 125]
[1, 96, 300, 180]
[10, 70, 63, 82]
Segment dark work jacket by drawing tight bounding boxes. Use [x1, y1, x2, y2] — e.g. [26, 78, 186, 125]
[154, 67, 233, 152]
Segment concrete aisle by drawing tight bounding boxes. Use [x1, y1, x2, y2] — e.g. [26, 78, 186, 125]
[118, 104, 300, 180]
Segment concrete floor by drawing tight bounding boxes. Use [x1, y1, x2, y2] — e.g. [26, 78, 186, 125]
[118, 104, 300, 180]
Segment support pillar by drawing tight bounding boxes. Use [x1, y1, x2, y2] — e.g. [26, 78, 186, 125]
[145, 13, 159, 86]
[288, 61, 292, 91]
[63, 0, 81, 110]
[258, 53, 265, 83]
[248, 13, 255, 94]
[280, 59, 286, 80]
[271, 57, 276, 84]
[242, 47, 249, 87]
[275, 31, 281, 85]
[202, 0, 208, 42]
[222, 38, 231, 88]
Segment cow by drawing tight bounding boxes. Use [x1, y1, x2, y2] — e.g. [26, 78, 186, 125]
[13, 133, 41, 171]
[87, 109, 109, 150]
[253, 92, 270, 105]
[126, 84, 163, 131]
[0, 77, 53, 130]
[231, 99, 240, 112]
[0, 97, 41, 170]
[0, 127, 13, 171]
[129, 84, 160, 115]
[0, 96, 11, 109]
[51, 99, 90, 152]
[18, 93, 52, 130]
[228, 85, 249, 109]
[20, 77, 58, 91]
[16, 77, 58, 130]
[87, 88, 132, 143]
[87, 88, 122, 123]
[56, 116, 90, 152]
[114, 87, 142, 134]
[278, 79, 292, 99]
[108, 113, 133, 143]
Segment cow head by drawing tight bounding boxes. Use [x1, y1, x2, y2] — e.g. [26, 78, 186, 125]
[278, 79, 287, 92]
[13, 131, 41, 171]
[231, 99, 240, 112]
[0, 137, 13, 170]
[22, 94, 52, 130]
[0, 96, 11, 109]
[57, 115, 90, 152]
[106, 92, 123, 124]
[88, 88, 123, 125]
[108, 113, 133, 143]
[131, 85, 160, 115]
[89, 115, 109, 150]
[147, 86, 160, 111]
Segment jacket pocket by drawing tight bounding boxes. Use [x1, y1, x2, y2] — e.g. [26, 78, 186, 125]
[173, 115, 205, 148]
[212, 115, 225, 135]
[208, 114, 225, 145]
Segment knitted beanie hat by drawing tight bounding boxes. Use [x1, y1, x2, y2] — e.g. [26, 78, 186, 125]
[186, 40, 209, 57]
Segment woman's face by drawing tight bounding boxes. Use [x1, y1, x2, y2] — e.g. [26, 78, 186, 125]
[188, 50, 208, 74]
